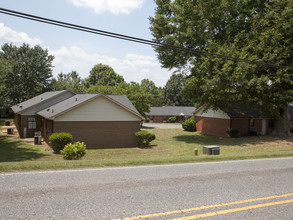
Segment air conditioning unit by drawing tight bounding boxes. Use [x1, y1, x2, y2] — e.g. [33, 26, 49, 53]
[203, 146, 220, 155]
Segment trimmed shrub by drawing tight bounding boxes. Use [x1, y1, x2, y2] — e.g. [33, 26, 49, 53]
[61, 142, 86, 160]
[226, 128, 239, 137]
[49, 132, 73, 153]
[168, 117, 176, 123]
[182, 117, 195, 131]
[145, 118, 150, 123]
[135, 130, 156, 147]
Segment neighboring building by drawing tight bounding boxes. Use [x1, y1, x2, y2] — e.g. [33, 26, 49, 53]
[37, 94, 143, 148]
[145, 106, 196, 123]
[11, 90, 75, 138]
[194, 105, 275, 137]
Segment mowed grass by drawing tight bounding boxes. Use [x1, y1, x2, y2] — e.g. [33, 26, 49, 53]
[1, 127, 293, 172]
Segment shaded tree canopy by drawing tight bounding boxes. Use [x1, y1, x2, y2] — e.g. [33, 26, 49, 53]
[140, 78, 163, 107]
[85, 63, 124, 87]
[51, 71, 85, 93]
[163, 73, 193, 106]
[150, 0, 293, 135]
[87, 82, 150, 116]
[0, 43, 54, 105]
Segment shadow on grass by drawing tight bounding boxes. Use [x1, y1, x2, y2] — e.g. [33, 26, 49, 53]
[141, 126, 155, 129]
[174, 134, 222, 146]
[0, 136, 49, 162]
[174, 133, 293, 147]
[138, 144, 158, 149]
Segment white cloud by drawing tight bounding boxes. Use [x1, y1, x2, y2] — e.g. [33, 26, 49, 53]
[69, 0, 144, 15]
[0, 23, 42, 46]
[0, 23, 171, 86]
[50, 45, 171, 87]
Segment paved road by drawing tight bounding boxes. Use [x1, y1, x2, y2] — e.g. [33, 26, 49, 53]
[1, 158, 293, 219]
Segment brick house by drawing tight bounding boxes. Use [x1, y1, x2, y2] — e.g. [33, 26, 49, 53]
[11, 90, 75, 138]
[37, 94, 143, 148]
[193, 105, 275, 137]
[145, 106, 195, 123]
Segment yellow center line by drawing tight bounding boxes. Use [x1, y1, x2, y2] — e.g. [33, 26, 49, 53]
[172, 199, 293, 220]
[112, 192, 293, 220]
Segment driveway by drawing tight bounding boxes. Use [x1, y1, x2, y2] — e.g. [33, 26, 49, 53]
[142, 123, 182, 129]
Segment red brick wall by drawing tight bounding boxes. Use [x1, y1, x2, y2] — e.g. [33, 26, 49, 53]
[15, 115, 40, 138]
[42, 119, 53, 143]
[195, 116, 230, 137]
[152, 116, 163, 123]
[230, 119, 250, 136]
[52, 121, 141, 148]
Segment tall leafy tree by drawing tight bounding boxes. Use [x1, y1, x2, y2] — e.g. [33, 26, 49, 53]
[0, 43, 54, 104]
[150, 0, 293, 135]
[121, 82, 151, 116]
[85, 63, 124, 87]
[140, 78, 163, 106]
[0, 59, 13, 113]
[163, 73, 192, 106]
[87, 82, 150, 116]
[51, 71, 85, 93]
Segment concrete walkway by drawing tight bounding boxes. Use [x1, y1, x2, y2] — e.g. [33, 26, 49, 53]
[142, 123, 182, 129]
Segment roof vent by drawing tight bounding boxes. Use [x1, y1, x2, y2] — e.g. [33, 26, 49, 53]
[41, 98, 43, 100]
[75, 98, 78, 101]
[47, 108, 50, 112]
[52, 109, 54, 113]
[19, 106, 23, 109]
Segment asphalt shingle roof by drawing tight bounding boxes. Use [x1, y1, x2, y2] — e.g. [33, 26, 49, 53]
[146, 106, 196, 116]
[195, 104, 273, 119]
[225, 105, 272, 118]
[11, 90, 75, 114]
[37, 94, 142, 119]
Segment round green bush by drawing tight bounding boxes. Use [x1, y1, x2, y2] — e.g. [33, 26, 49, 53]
[135, 130, 156, 147]
[182, 117, 195, 131]
[145, 118, 150, 123]
[61, 142, 86, 160]
[168, 117, 176, 123]
[226, 128, 239, 137]
[49, 132, 73, 153]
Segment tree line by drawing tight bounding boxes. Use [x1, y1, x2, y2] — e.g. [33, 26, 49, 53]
[0, 43, 193, 116]
[1, 0, 291, 134]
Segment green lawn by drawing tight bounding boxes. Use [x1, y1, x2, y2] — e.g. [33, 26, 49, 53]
[1, 127, 293, 172]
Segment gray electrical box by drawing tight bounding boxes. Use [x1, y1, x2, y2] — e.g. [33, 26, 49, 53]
[203, 146, 220, 155]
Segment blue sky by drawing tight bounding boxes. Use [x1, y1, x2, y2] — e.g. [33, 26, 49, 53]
[0, 0, 173, 87]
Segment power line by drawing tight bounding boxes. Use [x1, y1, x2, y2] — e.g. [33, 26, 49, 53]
[0, 7, 292, 71]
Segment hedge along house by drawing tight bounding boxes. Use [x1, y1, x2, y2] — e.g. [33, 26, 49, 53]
[145, 106, 196, 123]
[193, 105, 275, 137]
[11, 90, 76, 138]
[37, 94, 143, 148]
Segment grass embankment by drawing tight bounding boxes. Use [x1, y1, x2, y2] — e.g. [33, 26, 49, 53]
[1, 126, 293, 172]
